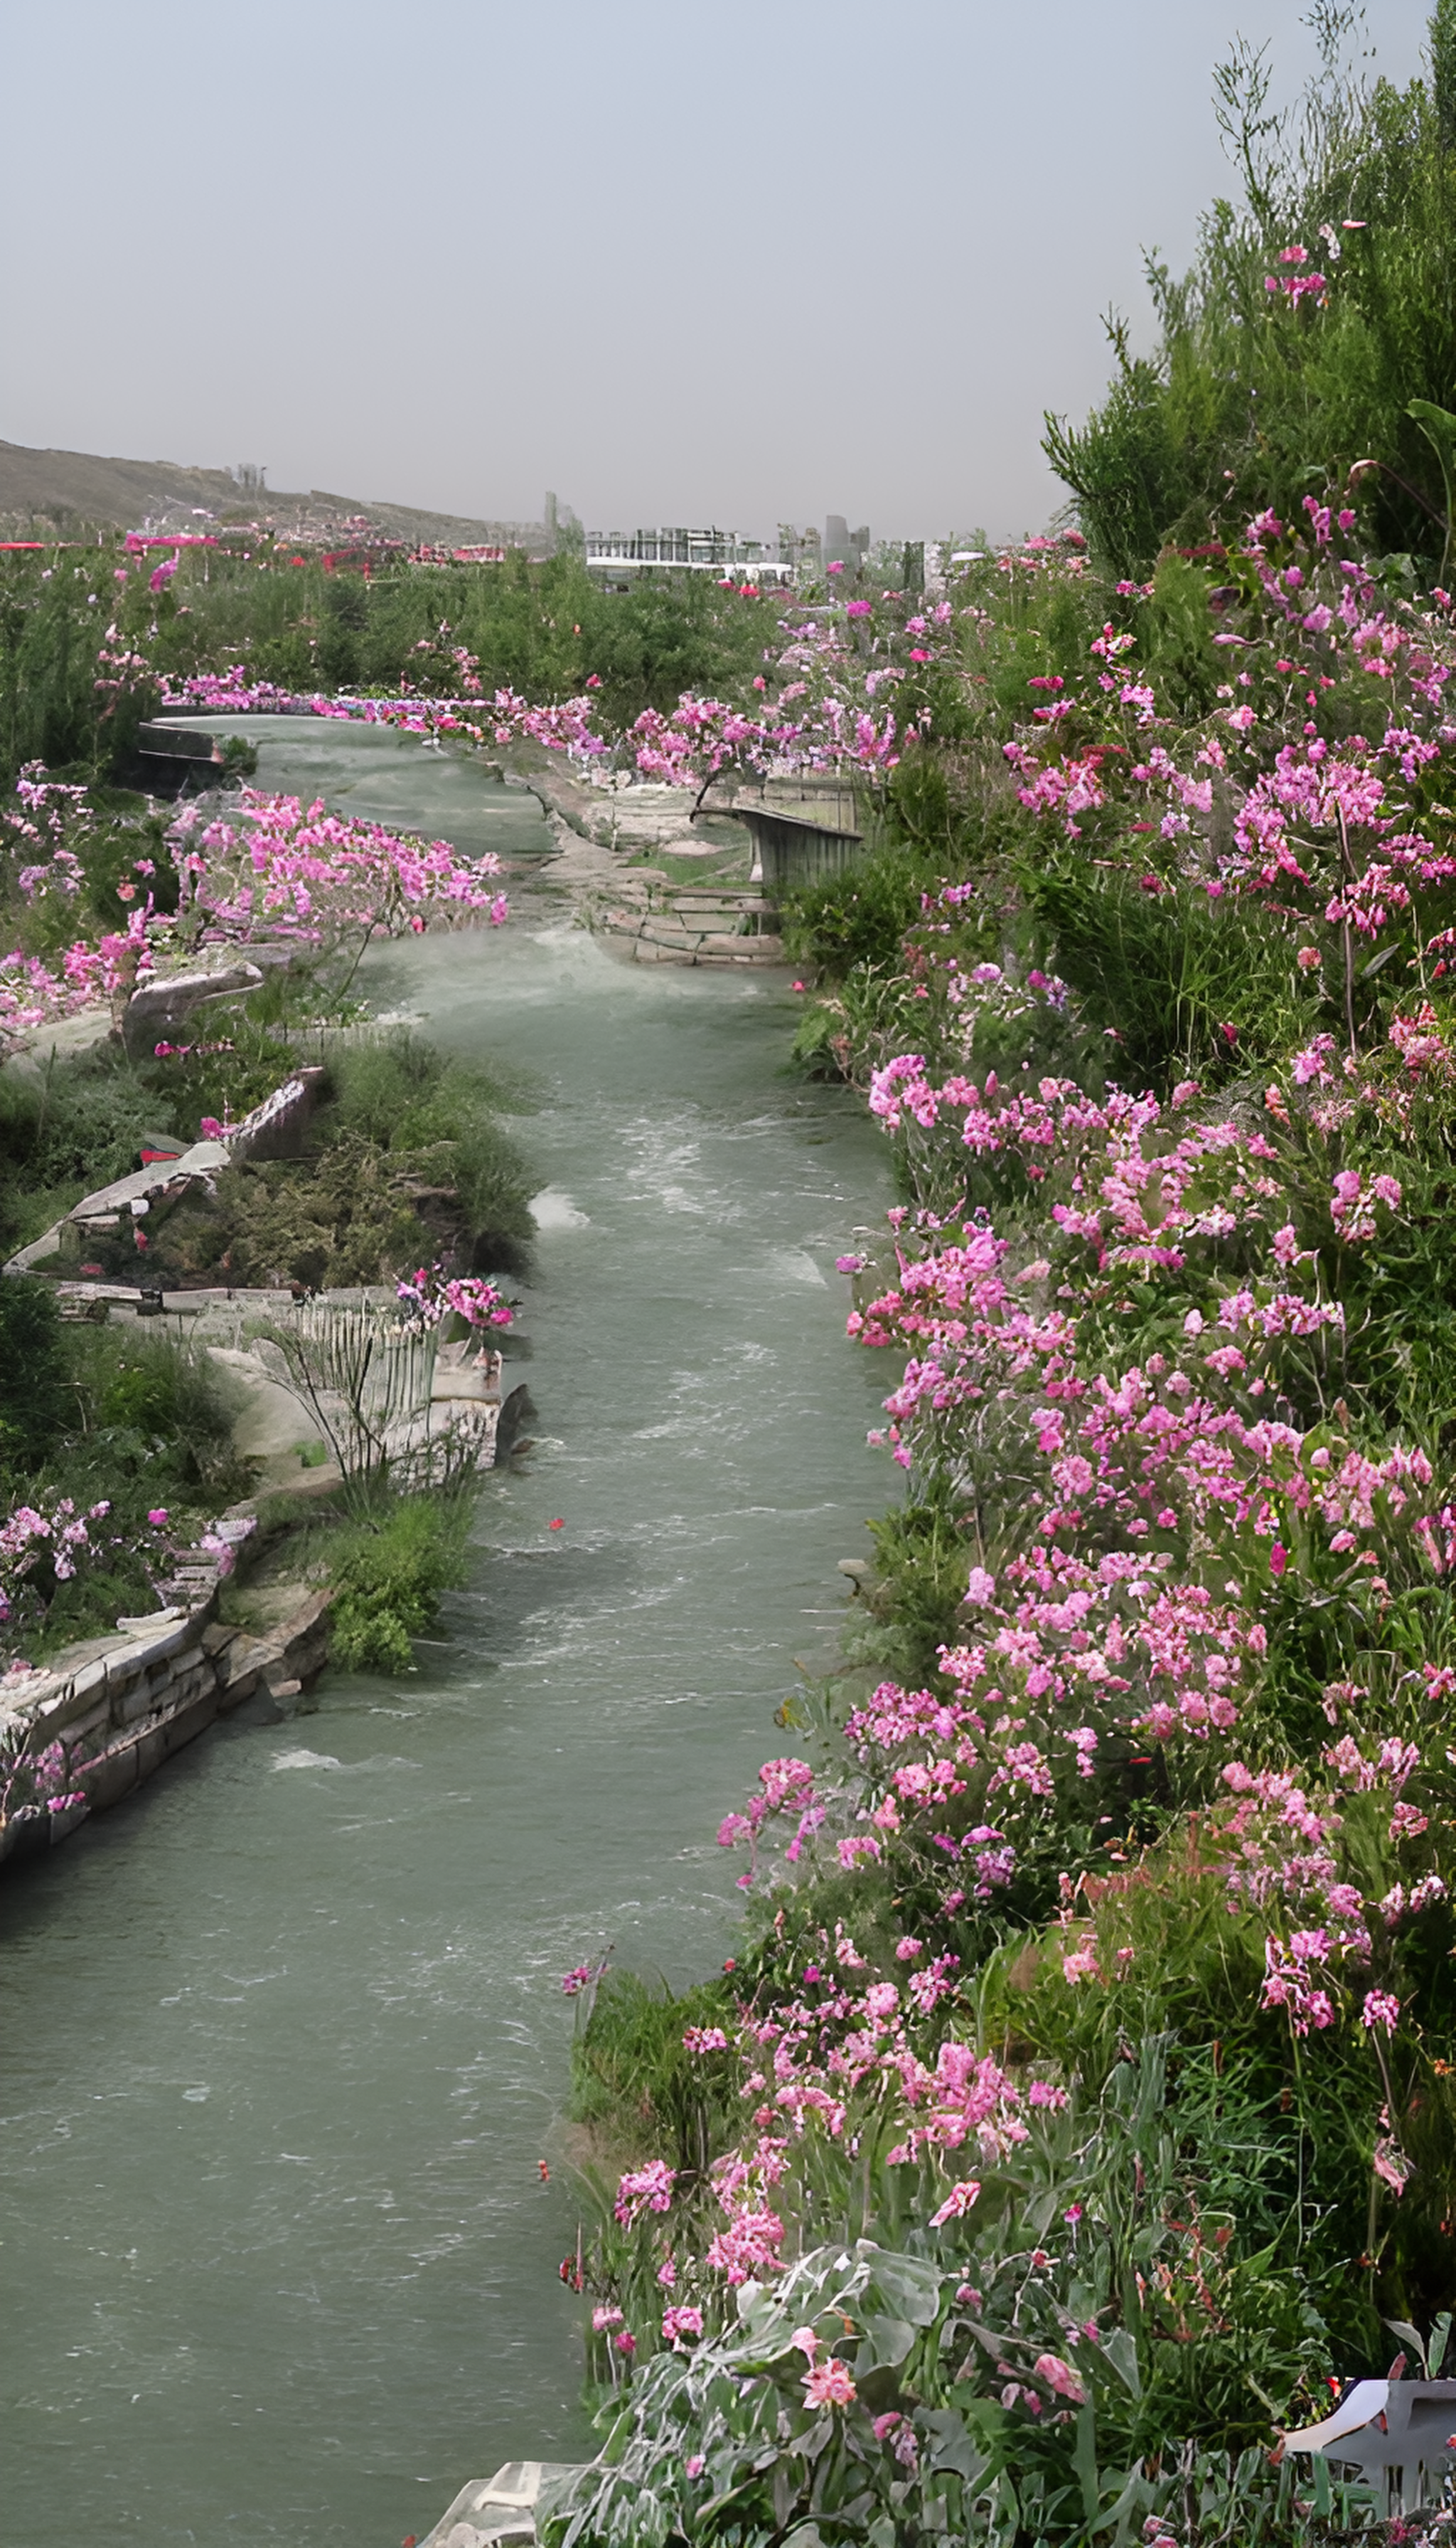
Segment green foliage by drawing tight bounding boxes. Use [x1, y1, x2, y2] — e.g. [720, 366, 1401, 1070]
[0, 1277, 71, 1474]
[862, 1498, 982, 1688]
[570, 1970, 741, 2180]
[2, 1327, 251, 1659]
[546, 2052, 1388, 2548]
[326, 1490, 473, 1672]
[57, 1326, 247, 1505]
[146, 1141, 432, 1292]
[781, 848, 941, 980]
[1135, 554, 1225, 719]
[0, 547, 159, 786]
[1045, 11, 1456, 574]
[26, 1020, 540, 1293]
[0, 535, 781, 794]
[326, 1032, 536, 1257]
[1023, 867, 1324, 1093]
[0, 1045, 177, 1251]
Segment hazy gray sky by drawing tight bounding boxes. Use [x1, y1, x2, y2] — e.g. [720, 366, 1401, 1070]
[0, 0, 1434, 540]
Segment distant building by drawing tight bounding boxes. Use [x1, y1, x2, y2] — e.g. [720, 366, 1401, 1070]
[823, 515, 869, 572]
[585, 526, 793, 581]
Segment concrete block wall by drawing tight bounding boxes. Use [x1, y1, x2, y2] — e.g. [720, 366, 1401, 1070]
[0, 1556, 333, 1870]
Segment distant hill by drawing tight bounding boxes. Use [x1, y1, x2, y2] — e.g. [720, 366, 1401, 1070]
[0, 437, 550, 552]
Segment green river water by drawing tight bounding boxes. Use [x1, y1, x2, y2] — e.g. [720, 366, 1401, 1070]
[0, 727, 895, 2547]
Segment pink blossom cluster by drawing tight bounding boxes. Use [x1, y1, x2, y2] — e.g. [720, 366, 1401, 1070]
[0, 1733, 87, 1825]
[613, 2161, 676, 2226]
[997, 503, 1456, 970]
[1, 766, 169, 1051]
[176, 788, 509, 941]
[395, 1265, 514, 1336]
[0, 1496, 173, 1630]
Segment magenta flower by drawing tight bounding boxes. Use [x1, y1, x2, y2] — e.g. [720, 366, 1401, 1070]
[614, 2161, 676, 2224]
[1034, 2352, 1086, 2403]
[803, 2358, 856, 2408]
[929, 2178, 981, 2227]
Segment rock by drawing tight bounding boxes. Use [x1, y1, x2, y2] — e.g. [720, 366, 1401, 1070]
[68, 1140, 232, 1226]
[4, 1003, 114, 1076]
[228, 1066, 325, 1162]
[122, 962, 264, 1062]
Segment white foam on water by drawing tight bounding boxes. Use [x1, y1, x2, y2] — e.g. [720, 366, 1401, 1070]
[765, 1248, 829, 1286]
[530, 1188, 591, 1231]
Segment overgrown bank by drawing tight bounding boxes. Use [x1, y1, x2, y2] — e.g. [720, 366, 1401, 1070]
[519, 22, 1456, 2548]
[0, 766, 537, 1840]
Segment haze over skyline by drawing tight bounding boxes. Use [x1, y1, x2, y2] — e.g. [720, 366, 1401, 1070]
[0, 0, 1433, 542]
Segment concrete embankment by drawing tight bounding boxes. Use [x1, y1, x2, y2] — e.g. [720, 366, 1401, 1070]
[511, 769, 787, 965]
[0, 1547, 333, 1871]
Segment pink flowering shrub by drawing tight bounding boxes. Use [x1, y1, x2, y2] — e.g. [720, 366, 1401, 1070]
[557, 510, 1456, 2510]
[173, 788, 508, 943]
[395, 1265, 514, 1337]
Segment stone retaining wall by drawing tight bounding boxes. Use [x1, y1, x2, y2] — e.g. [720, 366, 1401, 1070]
[0, 1565, 333, 1872]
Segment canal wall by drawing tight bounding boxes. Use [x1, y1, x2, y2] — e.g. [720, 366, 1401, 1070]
[0, 1548, 333, 1871]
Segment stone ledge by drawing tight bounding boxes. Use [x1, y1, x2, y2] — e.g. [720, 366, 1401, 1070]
[419, 2461, 584, 2548]
[0, 1565, 333, 1869]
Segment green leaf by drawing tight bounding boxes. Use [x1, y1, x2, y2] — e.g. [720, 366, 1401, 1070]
[1408, 400, 1456, 577]
[1074, 2402, 1101, 2525]
[1098, 2328, 1142, 2399]
[860, 2313, 919, 2371]
[923, 2405, 991, 2482]
[1383, 2315, 1425, 2352]
[862, 2244, 944, 2326]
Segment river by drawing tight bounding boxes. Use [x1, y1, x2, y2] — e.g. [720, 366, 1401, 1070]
[0, 726, 894, 2548]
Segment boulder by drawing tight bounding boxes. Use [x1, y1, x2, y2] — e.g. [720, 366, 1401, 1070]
[122, 962, 264, 1062]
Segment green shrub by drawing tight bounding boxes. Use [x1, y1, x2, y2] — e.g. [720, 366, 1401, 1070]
[1044, 11, 1456, 574]
[1, 1328, 252, 1659]
[780, 846, 941, 980]
[60, 1327, 248, 1503]
[326, 1491, 473, 1672]
[1024, 864, 1323, 1093]
[0, 1277, 72, 1474]
[0, 1046, 174, 1248]
[326, 1032, 537, 1264]
[570, 1969, 741, 2180]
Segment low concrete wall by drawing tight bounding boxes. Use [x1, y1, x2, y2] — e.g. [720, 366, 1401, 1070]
[419, 2459, 582, 2548]
[0, 1562, 333, 1871]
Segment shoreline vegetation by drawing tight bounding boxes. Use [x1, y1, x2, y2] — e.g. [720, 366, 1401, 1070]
[532, 13, 1456, 2547]
[12, 9, 1456, 2542]
[0, 751, 531, 1832]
